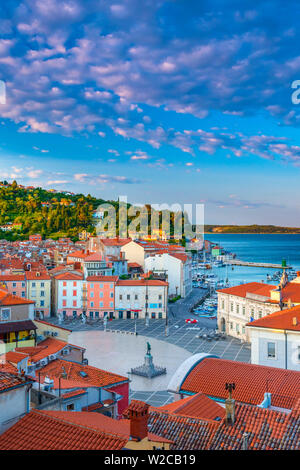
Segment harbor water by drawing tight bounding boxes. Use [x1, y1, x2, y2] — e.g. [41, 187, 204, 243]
[204, 234, 300, 286]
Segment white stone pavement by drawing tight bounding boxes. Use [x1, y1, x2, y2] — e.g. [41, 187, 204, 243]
[70, 330, 191, 392]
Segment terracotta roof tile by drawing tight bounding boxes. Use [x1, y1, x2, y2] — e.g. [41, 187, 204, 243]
[180, 358, 300, 409]
[0, 410, 127, 450]
[247, 304, 300, 331]
[38, 359, 128, 389]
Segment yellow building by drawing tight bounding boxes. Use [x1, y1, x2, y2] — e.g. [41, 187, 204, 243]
[26, 272, 52, 319]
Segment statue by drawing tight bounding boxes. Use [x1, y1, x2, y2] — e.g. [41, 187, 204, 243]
[81, 312, 86, 324]
[57, 312, 63, 325]
[146, 342, 151, 355]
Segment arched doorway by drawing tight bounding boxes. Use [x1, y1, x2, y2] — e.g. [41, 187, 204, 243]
[221, 317, 226, 333]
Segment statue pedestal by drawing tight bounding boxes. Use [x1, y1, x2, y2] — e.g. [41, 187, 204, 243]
[131, 352, 166, 378]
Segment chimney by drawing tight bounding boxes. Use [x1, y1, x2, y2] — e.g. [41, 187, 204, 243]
[127, 400, 149, 441]
[293, 317, 298, 326]
[225, 383, 236, 425]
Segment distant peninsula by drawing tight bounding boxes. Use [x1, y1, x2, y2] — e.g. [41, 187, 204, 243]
[204, 225, 300, 234]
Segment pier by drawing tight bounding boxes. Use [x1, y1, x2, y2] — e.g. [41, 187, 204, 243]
[226, 260, 292, 269]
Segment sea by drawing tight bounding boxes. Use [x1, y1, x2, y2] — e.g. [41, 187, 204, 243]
[204, 234, 300, 287]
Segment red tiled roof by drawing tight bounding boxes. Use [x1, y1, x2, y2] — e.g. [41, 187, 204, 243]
[0, 351, 29, 364]
[0, 410, 127, 450]
[180, 358, 300, 409]
[100, 238, 131, 246]
[54, 272, 83, 280]
[0, 275, 25, 282]
[153, 393, 225, 421]
[25, 272, 51, 280]
[117, 279, 168, 286]
[16, 337, 67, 362]
[84, 253, 103, 262]
[281, 282, 300, 303]
[217, 282, 277, 300]
[0, 370, 32, 393]
[86, 275, 118, 282]
[148, 401, 300, 450]
[38, 359, 128, 389]
[0, 288, 34, 305]
[61, 389, 87, 399]
[148, 410, 219, 450]
[247, 304, 300, 331]
[209, 402, 299, 450]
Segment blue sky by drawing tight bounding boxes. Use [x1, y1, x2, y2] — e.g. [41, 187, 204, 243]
[1, 1, 300, 225]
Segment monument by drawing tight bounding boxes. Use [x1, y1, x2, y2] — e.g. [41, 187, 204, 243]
[130, 341, 166, 378]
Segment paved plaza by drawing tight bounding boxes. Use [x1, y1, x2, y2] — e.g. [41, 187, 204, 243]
[48, 287, 251, 407]
[47, 288, 251, 406]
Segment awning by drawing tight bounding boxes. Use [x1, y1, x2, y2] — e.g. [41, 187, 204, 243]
[0, 320, 37, 334]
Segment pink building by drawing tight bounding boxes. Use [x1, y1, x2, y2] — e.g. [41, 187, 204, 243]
[0, 274, 26, 298]
[86, 275, 118, 319]
[54, 272, 84, 319]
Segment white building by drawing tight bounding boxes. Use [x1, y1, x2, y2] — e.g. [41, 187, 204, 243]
[217, 272, 300, 342]
[144, 252, 192, 298]
[121, 240, 186, 270]
[115, 279, 168, 319]
[0, 370, 33, 433]
[247, 305, 300, 371]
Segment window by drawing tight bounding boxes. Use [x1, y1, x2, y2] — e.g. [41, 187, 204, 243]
[110, 302, 113, 308]
[127, 294, 130, 300]
[1, 308, 10, 321]
[32, 282, 36, 288]
[298, 346, 300, 362]
[135, 295, 138, 300]
[236, 304, 239, 314]
[40, 291, 45, 297]
[73, 300, 77, 307]
[73, 282, 77, 287]
[110, 292, 113, 298]
[62, 300, 67, 307]
[63, 281, 67, 287]
[267, 342, 276, 358]
[63, 290, 67, 297]
[100, 301, 103, 307]
[158, 295, 162, 300]
[221, 300, 225, 310]
[90, 301, 94, 307]
[13, 291, 16, 296]
[22, 291, 25, 297]
[90, 283, 94, 289]
[40, 300, 44, 307]
[258, 311, 262, 319]
[230, 302, 233, 312]
[242, 306, 246, 316]
[119, 295, 122, 300]
[13, 282, 16, 287]
[73, 290, 77, 297]
[100, 292, 103, 298]
[41, 282, 44, 288]
[90, 292, 94, 298]
[67, 403, 75, 411]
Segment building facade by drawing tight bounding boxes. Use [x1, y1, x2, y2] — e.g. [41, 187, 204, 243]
[115, 279, 168, 319]
[247, 305, 300, 371]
